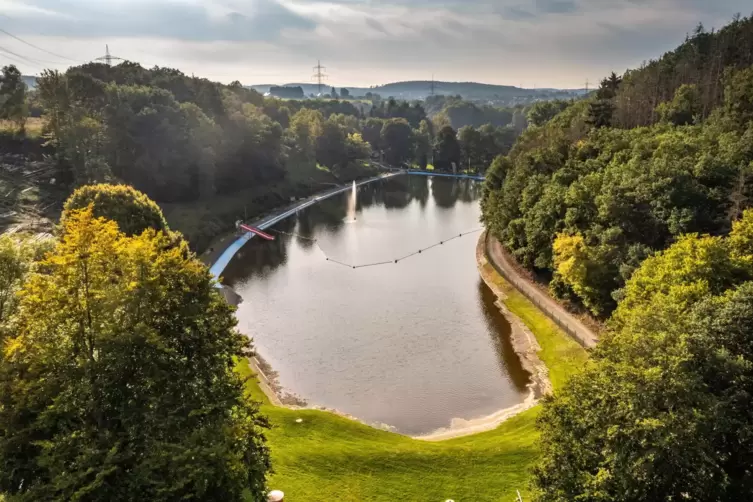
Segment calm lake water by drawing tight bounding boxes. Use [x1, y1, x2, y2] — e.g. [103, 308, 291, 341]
[223, 176, 530, 435]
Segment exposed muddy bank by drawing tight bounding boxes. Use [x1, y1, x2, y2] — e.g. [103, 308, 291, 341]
[413, 233, 553, 441]
[476, 231, 553, 398]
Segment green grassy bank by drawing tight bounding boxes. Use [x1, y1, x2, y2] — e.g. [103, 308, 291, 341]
[237, 250, 588, 501]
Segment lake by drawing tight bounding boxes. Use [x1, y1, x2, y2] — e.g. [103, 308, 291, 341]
[222, 175, 530, 436]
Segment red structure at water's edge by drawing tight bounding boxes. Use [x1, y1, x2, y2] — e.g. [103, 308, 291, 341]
[239, 224, 276, 241]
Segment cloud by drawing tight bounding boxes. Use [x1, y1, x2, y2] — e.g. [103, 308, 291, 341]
[534, 0, 578, 14]
[365, 17, 388, 35]
[1, 0, 749, 89]
[499, 6, 536, 20]
[6, 0, 316, 42]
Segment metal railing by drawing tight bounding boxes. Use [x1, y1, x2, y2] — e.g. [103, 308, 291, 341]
[484, 232, 591, 349]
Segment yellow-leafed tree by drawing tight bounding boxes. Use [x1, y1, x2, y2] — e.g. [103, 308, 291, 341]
[0, 207, 270, 501]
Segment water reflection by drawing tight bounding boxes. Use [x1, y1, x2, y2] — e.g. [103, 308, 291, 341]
[478, 280, 531, 391]
[381, 176, 413, 209]
[223, 176, 530, 434]
[408, 175, 430, 208]
[224, 232, 291, 281]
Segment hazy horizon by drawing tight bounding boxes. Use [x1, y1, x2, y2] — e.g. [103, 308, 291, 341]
[2, 0, 750, 88]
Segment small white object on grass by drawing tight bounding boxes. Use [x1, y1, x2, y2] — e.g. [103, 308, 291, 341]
[295, 418, 303, 423]
[267, 489, 284, 502]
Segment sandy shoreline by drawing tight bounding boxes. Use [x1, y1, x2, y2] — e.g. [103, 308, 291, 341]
[413, 232, 552, 441]
[475, 231, 553, 398]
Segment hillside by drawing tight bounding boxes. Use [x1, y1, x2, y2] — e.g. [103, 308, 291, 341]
[614, 15, 753, 127]
[250, 80, 586, 105]
[482, 13, 753, 500]
[482, 15, 753, 318]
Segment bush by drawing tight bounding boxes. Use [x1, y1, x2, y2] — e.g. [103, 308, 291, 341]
[62, 184, 169, 236]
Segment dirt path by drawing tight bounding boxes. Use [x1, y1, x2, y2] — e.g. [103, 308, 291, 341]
[486, 235, 599, 349]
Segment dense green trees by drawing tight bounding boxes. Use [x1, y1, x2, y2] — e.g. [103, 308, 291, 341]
[15, 60, 552, 221]
[362, 117, 385, 151]
[32, 63, 375, 204]
[370, 98, 427, 128]
[0, 200, 271, 501]
[656, 84, 701, 126]
[527, 100, 570, 127]
[458, 124, 518, 173]
[722, 64, 753, 129]
[475, 16, 753, 501]
[587, 72, 621, 128]
[381, 118, 414, 166]
[614, 15, 753, 128]
[434, 125, 461, 171]
[0, 65, 27, 132]
[483, 60, 753, 317]
[534, 212, 753, 501]
[425, 95, 515, 129]
[61, 184, 169, 236]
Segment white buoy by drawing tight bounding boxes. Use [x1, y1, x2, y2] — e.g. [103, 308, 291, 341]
[267, 489, 284, 502]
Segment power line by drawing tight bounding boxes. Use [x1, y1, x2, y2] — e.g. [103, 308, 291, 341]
[0, 45, 45, 70]
[0, 47, 34, 68]
[0, 26, 81, 63]
[94, 45, 124, 66]
[312, 60, 327, 96]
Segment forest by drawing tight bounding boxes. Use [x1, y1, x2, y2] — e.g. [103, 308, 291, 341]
[0, 63, 521, 251]
[4, 9, 753, 502]
[482, 15, 753, 318]
[481, 13, 753, 500]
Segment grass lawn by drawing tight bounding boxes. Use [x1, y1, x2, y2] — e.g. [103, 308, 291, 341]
[237, 258, 588, 501]
[479, 262, 588, 390]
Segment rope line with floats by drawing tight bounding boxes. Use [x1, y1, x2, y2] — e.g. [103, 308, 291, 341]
[240, 222, 484, 269]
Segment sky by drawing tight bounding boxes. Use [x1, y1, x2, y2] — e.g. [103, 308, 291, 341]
[0, 0, 750, 88]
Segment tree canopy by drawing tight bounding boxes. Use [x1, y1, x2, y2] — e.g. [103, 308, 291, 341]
[483, 60, 753, 317]
[534, 211, 753, 501]
[61, 183, 169, 236]
[0, 202, 271, 501]
[477, 15, 753, 500]
[0, 65, 27, 132]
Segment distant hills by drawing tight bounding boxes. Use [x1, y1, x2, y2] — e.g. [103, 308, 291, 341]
[22, 73, 585, 105]
[249, 80, 587, 105]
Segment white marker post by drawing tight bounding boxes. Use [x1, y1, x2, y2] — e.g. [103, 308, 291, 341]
[267, 490, 284, 502]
